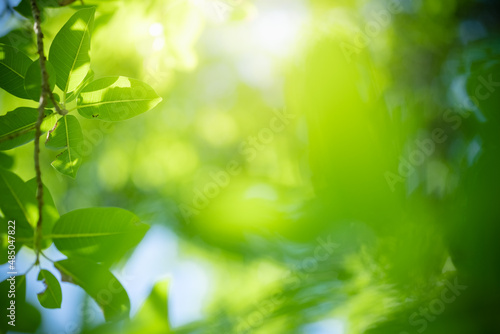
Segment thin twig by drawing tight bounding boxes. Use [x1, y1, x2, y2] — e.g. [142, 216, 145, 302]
[23, 261, 37, 275]
[30, 0, 48, 264]
[40, 251, 56, 263]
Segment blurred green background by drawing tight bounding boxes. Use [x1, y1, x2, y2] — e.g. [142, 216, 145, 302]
[1, 0, 500, 333]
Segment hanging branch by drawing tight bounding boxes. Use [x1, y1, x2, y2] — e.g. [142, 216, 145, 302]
[29, 0, 66, 263]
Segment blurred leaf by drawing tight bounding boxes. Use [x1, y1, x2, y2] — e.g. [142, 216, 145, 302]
[51, 207, 149, 264]
[77, 76, 162, 121]
[24, 59, 57, 101]
[0, 107, 56, 151]
[12, 303, 42, 333]
[42, 0, 65, 6]
[37, 269, 62, 309]
[0, 43, 32, 99]
[81, 279, 171, 334]
[46, 115, 84, 178]
[0, 152, 14, 169]
[25, 178, 59, 248]
[0, 275, 40, 333]
[129, 279, 171, 334]
[48, 7, 95, 94]
[55, 257, 130, 321]
[15, 0, 60, 13]
[0, 168, 35, 242]
[13, 0, 33, 18]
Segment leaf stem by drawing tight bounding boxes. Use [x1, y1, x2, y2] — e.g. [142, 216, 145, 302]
[24, 261, 37, 276]
[40, 251, 56, 263]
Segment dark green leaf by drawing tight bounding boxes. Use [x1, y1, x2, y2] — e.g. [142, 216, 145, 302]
[0, 152, 14, 169]
[55, 257, 130, 321]
[48, 7, 95, 94]
[14, 0, 60, 18]
[0, 44, 32, 99]
[51, 207, 149, 264]
[24, 59, 57, 101]
[37, 269, 62, 309]
[13, 303, 42, 333]
[77, 76, 162, 121]
[0, 168, 36, 243]
[0, 275, 40, 333]
[0, 107, 56, 151]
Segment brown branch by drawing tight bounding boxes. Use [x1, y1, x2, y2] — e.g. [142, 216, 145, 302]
[30, 0, 48, 264]
[50, 94, 67, 115]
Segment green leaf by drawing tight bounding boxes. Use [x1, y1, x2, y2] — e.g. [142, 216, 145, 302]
[45, 115, 84, 178]
[13, 0, 33, 18]
[26, 178, 59, 248]
[0, 276, 41, 333]
[48, 7, 95, 94]
[66, 69, 94, 103]
[0, 152, 14, 169]
[129, 279, 171, 334]
[37, 269, 62, 309]
[24, 59, 57, 101]
[0, 169, 36, 243]
[50, 207, 149, 264]
[0, 107, 56, 151]
[0, 44, 32, 99]
[14, 0, 60, 18]
[77, 76, 162, 121]
[13, 303, 42, 333]
[55, 257, 130, 321]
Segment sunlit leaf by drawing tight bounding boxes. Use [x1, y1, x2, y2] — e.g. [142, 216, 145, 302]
[24, 59, 57, 101]
[45, 115, 84, 178]
[129, 279, 171, 334]
[48, 7, 95, 94]
[0, 44, 32, 99]
[55, 257, 130, 321]
[66, 69, 95, 103]
[37, 269, 62, 309]
[77, 76, 162, 121]
[51, 207, 149, 264]
[0, 107, 56, 151]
